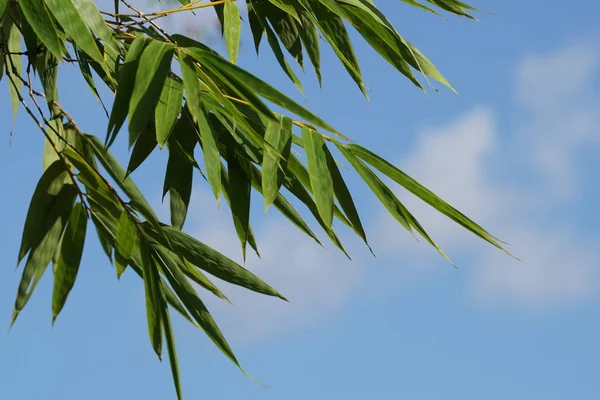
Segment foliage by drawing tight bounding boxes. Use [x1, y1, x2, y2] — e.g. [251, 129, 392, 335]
[0, 0, 508, 397]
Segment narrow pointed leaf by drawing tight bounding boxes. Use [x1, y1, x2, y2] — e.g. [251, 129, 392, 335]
[140, 240, 163, 359]
[146, 225, 286, 300]
[263, 116, 292, 209]
[303, 128, 334, 228]
[226, 151, 252, 260]
[45, 0, 106, 68]
[335, 142, 413, 234]
[106, 37, 150, 147]
[52, 202, 87, 323]
[223, 2, 241, 63]
[129, 40, 175, 145]
[12, 185, 77, 326]
[18, 161, 68, 265]
[325, 148, 370, 248]
[155, 76, 184, 147]
[153, 246, 242, 370]
[19, 0, 63, 59]
[348, 144, 506, 250]
[162, 305, 182, 400]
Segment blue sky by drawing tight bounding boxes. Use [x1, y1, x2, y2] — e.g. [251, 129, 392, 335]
[2, 1, 600, 398]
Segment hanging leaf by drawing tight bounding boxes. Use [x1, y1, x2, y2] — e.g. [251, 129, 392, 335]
[19, 0, 64, 59]
[302, 127, 334, 228]
[128, 39, 175, 145]
[140, 240, 164, 359]
[155, 76, 184, 147]
[223, 2, 241, 63]
[106, 37, 150, 147]
[52, 202, 87, 323]
[18, 161, 69, 265]
[225, 150, 252, 260]
[263, 116, 292, 210]
[12, 185, 77, 326]
[45, 0, 107, 69]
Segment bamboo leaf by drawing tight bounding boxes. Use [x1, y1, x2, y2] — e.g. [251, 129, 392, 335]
[325, 147, 370, 249]
[45, 0, 106, 68]
[12, 185, 77, 326]
[164, 119, 196, 230]
[226, 151, 252, 260]
[155, 76, 184, 147]
[2, 19, 22, 120]
[263, 116, 292, 210]
[162, 304, 182, 400]
[140, 240, 164, 359]
[129, 39, 175, 145]
[52, 202, 87, 323]
[348, 144, 506, 251]
[223, 2, 241, 63]
[19, 0, 64, 59]
[127, 123, 158, 177]
[303, 127, 334, 228]
[153, 245, 243, 371]
[334, 142, 413, 234]
[18, 161, 68, 265]
[106, 37, 150, 147]
[115, 211, 137, 266]
[146, 225, 286, 300]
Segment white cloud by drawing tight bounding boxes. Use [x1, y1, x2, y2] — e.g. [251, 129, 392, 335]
[515, 44, 600, 198]
[372, 44, 600, 307]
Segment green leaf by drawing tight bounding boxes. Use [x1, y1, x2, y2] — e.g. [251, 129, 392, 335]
[71, 0, 121, 67]
[127, 123, 158, 177]
[18, 161, 69, 265]
[347, 144, 506, 251]
[52, 202, 87, 323]
[45, 0, 106, 69]
[263, 116, 292, 209]
[325, 148, 370, 250]
[2, 19, 22, 120]
[19, 0, 64, 59]
[297, 7, 321, 84]
[334, 142, 413, 234]
[12, 185, 77, 326]
[115, 211, 137, 267]
[74, 45, 107, 113]
[180, 55, 222, 201]
[147, 225, 286, 300]
[179, 258, 230, 302]
[0, 0, 8, 22]
[129, 40, 175, 145]
[106, 37, 150, 147]
[308, 1, 366, 96]
[196, 106, 222, 203]
[140, 240, 164, 359]
[226, 150, 252, 260]
[155, 76, 184, 147]
[302, 128, 334, 228]
[162, 304, 182, 400]
[250, 2, 303, 92]
[223, 2, 241, 63]
[153, 245, 242, 372]
[164, 119, 196, 230]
